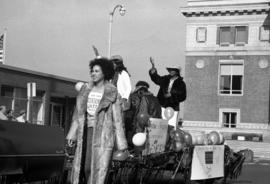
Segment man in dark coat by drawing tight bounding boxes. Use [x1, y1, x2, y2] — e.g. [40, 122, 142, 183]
[125, 80, 161, 148]
[149, 57, 186, 127]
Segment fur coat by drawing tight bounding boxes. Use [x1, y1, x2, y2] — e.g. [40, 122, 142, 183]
[66, 82, 127, 184]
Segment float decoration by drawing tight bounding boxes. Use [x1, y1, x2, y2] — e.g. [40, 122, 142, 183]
[164, 107, 174, 120]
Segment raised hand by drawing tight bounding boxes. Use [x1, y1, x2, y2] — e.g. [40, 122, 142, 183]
[149, 57, 156, 74]
[92, 45, 101, 58]
[150, 57, 155, 68]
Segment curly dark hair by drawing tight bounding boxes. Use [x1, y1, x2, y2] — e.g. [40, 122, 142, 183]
[89, 57, 115, 81]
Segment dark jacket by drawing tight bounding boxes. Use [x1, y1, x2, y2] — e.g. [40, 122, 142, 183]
[149, 70, 186, 111]
[125, 90, 161, 141]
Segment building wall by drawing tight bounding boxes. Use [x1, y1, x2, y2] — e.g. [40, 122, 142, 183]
[241, 56, 269, 124]
[185, 16, 270, 52]
[0, 69, 50, 91]
[184, 55, 269, 126]
[184, 56, 219, 122]
[182, 0, 270, 130]
[0, 68, 76, 97]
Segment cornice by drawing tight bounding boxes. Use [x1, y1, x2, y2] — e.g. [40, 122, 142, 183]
[187, 0, 270, 7]
[181, 3, 270, 17]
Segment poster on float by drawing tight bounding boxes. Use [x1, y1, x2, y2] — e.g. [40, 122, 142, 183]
[143, 118, 168, 155]
[191, 145, 225, 180]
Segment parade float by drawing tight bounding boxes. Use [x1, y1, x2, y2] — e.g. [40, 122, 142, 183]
[108, 107, 246, 184]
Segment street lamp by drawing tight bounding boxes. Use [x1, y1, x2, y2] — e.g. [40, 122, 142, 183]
[108, 5, 126, 57]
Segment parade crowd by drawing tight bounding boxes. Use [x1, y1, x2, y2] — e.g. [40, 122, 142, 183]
[0, 54, 186, 184]
[66, 54, 186, 184]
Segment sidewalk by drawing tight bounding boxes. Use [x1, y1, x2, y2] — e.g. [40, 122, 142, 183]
[223, 129, 270, 159]
[226, 140, 270, 159]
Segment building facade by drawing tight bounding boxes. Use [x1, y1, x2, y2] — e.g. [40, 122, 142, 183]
[0, 64, 78, 134]
[181, 0, 270, 136]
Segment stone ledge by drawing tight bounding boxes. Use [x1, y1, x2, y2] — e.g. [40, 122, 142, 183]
[181, 6, 269, 17]
[183, 120, 269, 130]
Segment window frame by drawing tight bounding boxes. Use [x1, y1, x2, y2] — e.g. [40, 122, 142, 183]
[219, 26, 231, 46]
[0, 84, 45, 124]
[49, 102, 64, 128]
[259, 25, 270, 41]
[235, 26, 248, 46]
[218, 60, 244, 96]
[196, 27, 207, 43]
[219, 108, 240, 128]
[217, 25, 248, 46]
[1, 85, 15, 110]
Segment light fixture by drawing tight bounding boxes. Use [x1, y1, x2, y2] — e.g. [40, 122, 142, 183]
[108, 5, 126, 57]
[119, 6, 126, 16]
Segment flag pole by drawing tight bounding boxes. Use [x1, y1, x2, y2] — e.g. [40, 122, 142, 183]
[3, 28, 7, 64]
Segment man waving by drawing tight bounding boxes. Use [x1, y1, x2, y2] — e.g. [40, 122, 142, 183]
[149, 57, 186, 127]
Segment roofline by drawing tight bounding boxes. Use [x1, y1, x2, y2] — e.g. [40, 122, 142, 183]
[180, 3, 269, 16]
[180, 0, 270, 15]
[0, 63, 82, 84]
[186, 0, 270, 6]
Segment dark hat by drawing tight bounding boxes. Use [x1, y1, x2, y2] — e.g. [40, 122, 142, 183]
[110, 55, 123, 64]
[134, 81, 149, 92]
[166, 67, 181, 73]
[135, 81, 149, 88]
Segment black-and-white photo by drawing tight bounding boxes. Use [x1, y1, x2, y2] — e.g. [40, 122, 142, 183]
[0, 0, 270, 183]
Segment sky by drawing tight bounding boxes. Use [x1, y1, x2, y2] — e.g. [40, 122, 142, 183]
[0, 0, 187, 92]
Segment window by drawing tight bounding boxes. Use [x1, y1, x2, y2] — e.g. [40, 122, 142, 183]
[235, 26, 248, 46]
[219, 27, 231, 46]
[13, 88, 28, 117]
[196, 27, 207, 42]
[217, 26, 248, 46]
[219, 60, 244, 95]
[32, 91, 45, 125]
[1, 85, 14, 97]
[50, 103, 64, 128]
[219, 108, 240, 128]
[259, 26, 270, 41]
[223, 112, 237, 128]
[0, 85, 14, 110]
[0, 85, 44, 124]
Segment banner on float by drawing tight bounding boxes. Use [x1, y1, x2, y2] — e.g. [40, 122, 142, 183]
[143, 118, 168, 155]
[191, 145, 224, 180]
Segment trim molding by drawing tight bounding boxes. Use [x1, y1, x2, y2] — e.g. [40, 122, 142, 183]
[183, 120, 221, 127]
[181, 3, 269, 17]
[183, 120, 269, 129]
[186, 50, 270, 56]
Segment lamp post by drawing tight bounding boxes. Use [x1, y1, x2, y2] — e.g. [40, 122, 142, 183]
[108, 4, 126, 57]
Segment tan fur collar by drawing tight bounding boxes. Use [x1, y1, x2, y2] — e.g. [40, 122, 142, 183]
[96, 82, 118, 112]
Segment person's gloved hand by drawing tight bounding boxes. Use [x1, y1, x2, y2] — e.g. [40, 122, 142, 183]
[149, 57, 157, 74]
[164, 93, 171, 98]
[66, 139, 76, 147]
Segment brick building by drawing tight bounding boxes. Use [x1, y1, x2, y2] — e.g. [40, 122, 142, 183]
[181, 0, 270, 138]
[0, 64, 78, 134]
